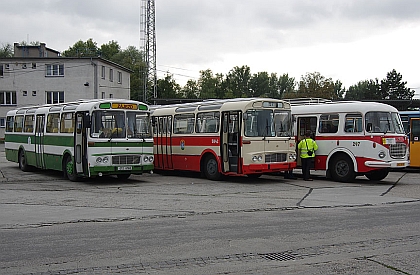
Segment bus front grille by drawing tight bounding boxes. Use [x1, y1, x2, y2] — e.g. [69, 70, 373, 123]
[112, 155, 141, 165]
[390, 143, 407, 159]
[265, 153, 287, 163]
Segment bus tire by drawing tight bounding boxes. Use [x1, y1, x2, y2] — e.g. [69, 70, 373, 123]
[117, 174, 131, 180]
[64, 155, 79, 182]
[330, 154, 355, 182]
[203, 155, 221, 181]
[365, 169, 389, 181]
[18, 149, 30, 172]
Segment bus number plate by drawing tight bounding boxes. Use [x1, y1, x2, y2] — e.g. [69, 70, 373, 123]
[118, 166, 132, 171]
[397, 163, 405, 167]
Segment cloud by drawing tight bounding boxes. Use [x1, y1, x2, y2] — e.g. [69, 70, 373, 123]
[1, 0, 420, 95]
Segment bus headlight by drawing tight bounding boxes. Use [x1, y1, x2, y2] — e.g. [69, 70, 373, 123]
[96, 156, 109, 164]
[252, 155, 263, 162]
[378, 151, 386, 159]
[143, 155, 154, 163]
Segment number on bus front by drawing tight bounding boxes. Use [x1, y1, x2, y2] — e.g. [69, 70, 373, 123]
[352, 141, 360, 146]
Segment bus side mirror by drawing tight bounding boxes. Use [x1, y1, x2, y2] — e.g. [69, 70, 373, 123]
[83, 114, 91, 128]
[151, 117, 156, 127]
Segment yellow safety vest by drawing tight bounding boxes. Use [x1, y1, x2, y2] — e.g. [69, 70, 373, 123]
[298, 138, 318, 158]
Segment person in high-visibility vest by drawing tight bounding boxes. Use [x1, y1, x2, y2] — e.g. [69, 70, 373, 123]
[298, 130, 318, 181]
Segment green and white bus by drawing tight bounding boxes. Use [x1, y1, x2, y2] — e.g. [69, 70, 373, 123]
[5, 99, 154, 181]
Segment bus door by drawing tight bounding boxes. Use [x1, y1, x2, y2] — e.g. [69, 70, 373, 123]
[155, 116, 173, 170]
[34, 114, 45, 169]
[221, 111, 241, 173]
[75, 112, 89, 176]
[296, 116, 317, 167]
[409, 118, 420, 167]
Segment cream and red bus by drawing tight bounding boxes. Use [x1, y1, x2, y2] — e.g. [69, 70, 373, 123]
[289, 99, 409, 182]
[150, 98, 297, 180]
[5, 99, 153, 181]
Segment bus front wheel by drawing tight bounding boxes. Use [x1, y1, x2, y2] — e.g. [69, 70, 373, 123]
[365, 169, 389, 181]
[65, 156, 79, 182]
[203, 155, 221, 181]
[18, 149, 30, 172]
[330, 154, 355, 182]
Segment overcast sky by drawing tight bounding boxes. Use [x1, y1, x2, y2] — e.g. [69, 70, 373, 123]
[2, 0, 420, 97]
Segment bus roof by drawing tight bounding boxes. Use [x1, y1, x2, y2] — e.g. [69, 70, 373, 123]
[6, 99, 149, 116]
[291, 101, 399, 115]
[150, 97, 291, 115]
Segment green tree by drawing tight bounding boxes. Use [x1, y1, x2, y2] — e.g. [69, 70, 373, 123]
[198, 69, 221, 99]
[248, 71, 270, 97]
[297, 72, 335, 99]
[100, 40, 121, 60]
[278, 73, 296, 99]
[334, 80, 345, 99]
[157, 73, 181, 99]
[181, 79, 199, 99]
[345, 79, 381, 100]
[225, 66, 251, 98]
[62, 38, 99, 57]
[0, 43, 13, 57]
[381, 69, 414, 100]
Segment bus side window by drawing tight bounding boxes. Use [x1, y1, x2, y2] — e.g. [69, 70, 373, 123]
[6, 116, 14, 132]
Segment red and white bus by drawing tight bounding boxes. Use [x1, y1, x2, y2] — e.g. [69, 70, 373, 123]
[289, 99, 409, 182]
[151, 98, 297, 180]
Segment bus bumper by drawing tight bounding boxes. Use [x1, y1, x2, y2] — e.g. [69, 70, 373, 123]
[365, 160, 409, 168]
[243, 162, 297, 174]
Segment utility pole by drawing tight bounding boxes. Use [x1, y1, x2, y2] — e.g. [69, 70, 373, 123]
[140, 0, 157, 104]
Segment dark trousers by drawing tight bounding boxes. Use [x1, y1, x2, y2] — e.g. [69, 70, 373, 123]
[301, 157, 312, 180]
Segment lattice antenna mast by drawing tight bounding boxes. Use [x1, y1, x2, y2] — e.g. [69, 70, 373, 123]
[140, 0, 157, 104]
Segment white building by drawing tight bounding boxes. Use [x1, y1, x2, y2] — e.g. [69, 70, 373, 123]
[0, 43, 132, 139]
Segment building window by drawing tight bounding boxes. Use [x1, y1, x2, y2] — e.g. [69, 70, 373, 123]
[46, 64, 64, 76]
[23, 91, 28, 96]
[32, 91, 37, 96]
[46, 91, 64, 104]
[109, 69, 113, 82]
[101, 66, 105, 79]
[0, 64, 3, 77]
[0, 91, 17, 105]
[32, 63, 37, 69]
[109, 94, 113, 99]
[118, 71, 122, 84]
[0, 118, 5, 128]
[101, 92, 105, 99]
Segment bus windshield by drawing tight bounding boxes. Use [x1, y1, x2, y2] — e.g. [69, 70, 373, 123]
[365, 111, 405, 134]
[91, 110, 151, 139]
[244, 109, 291, 137]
